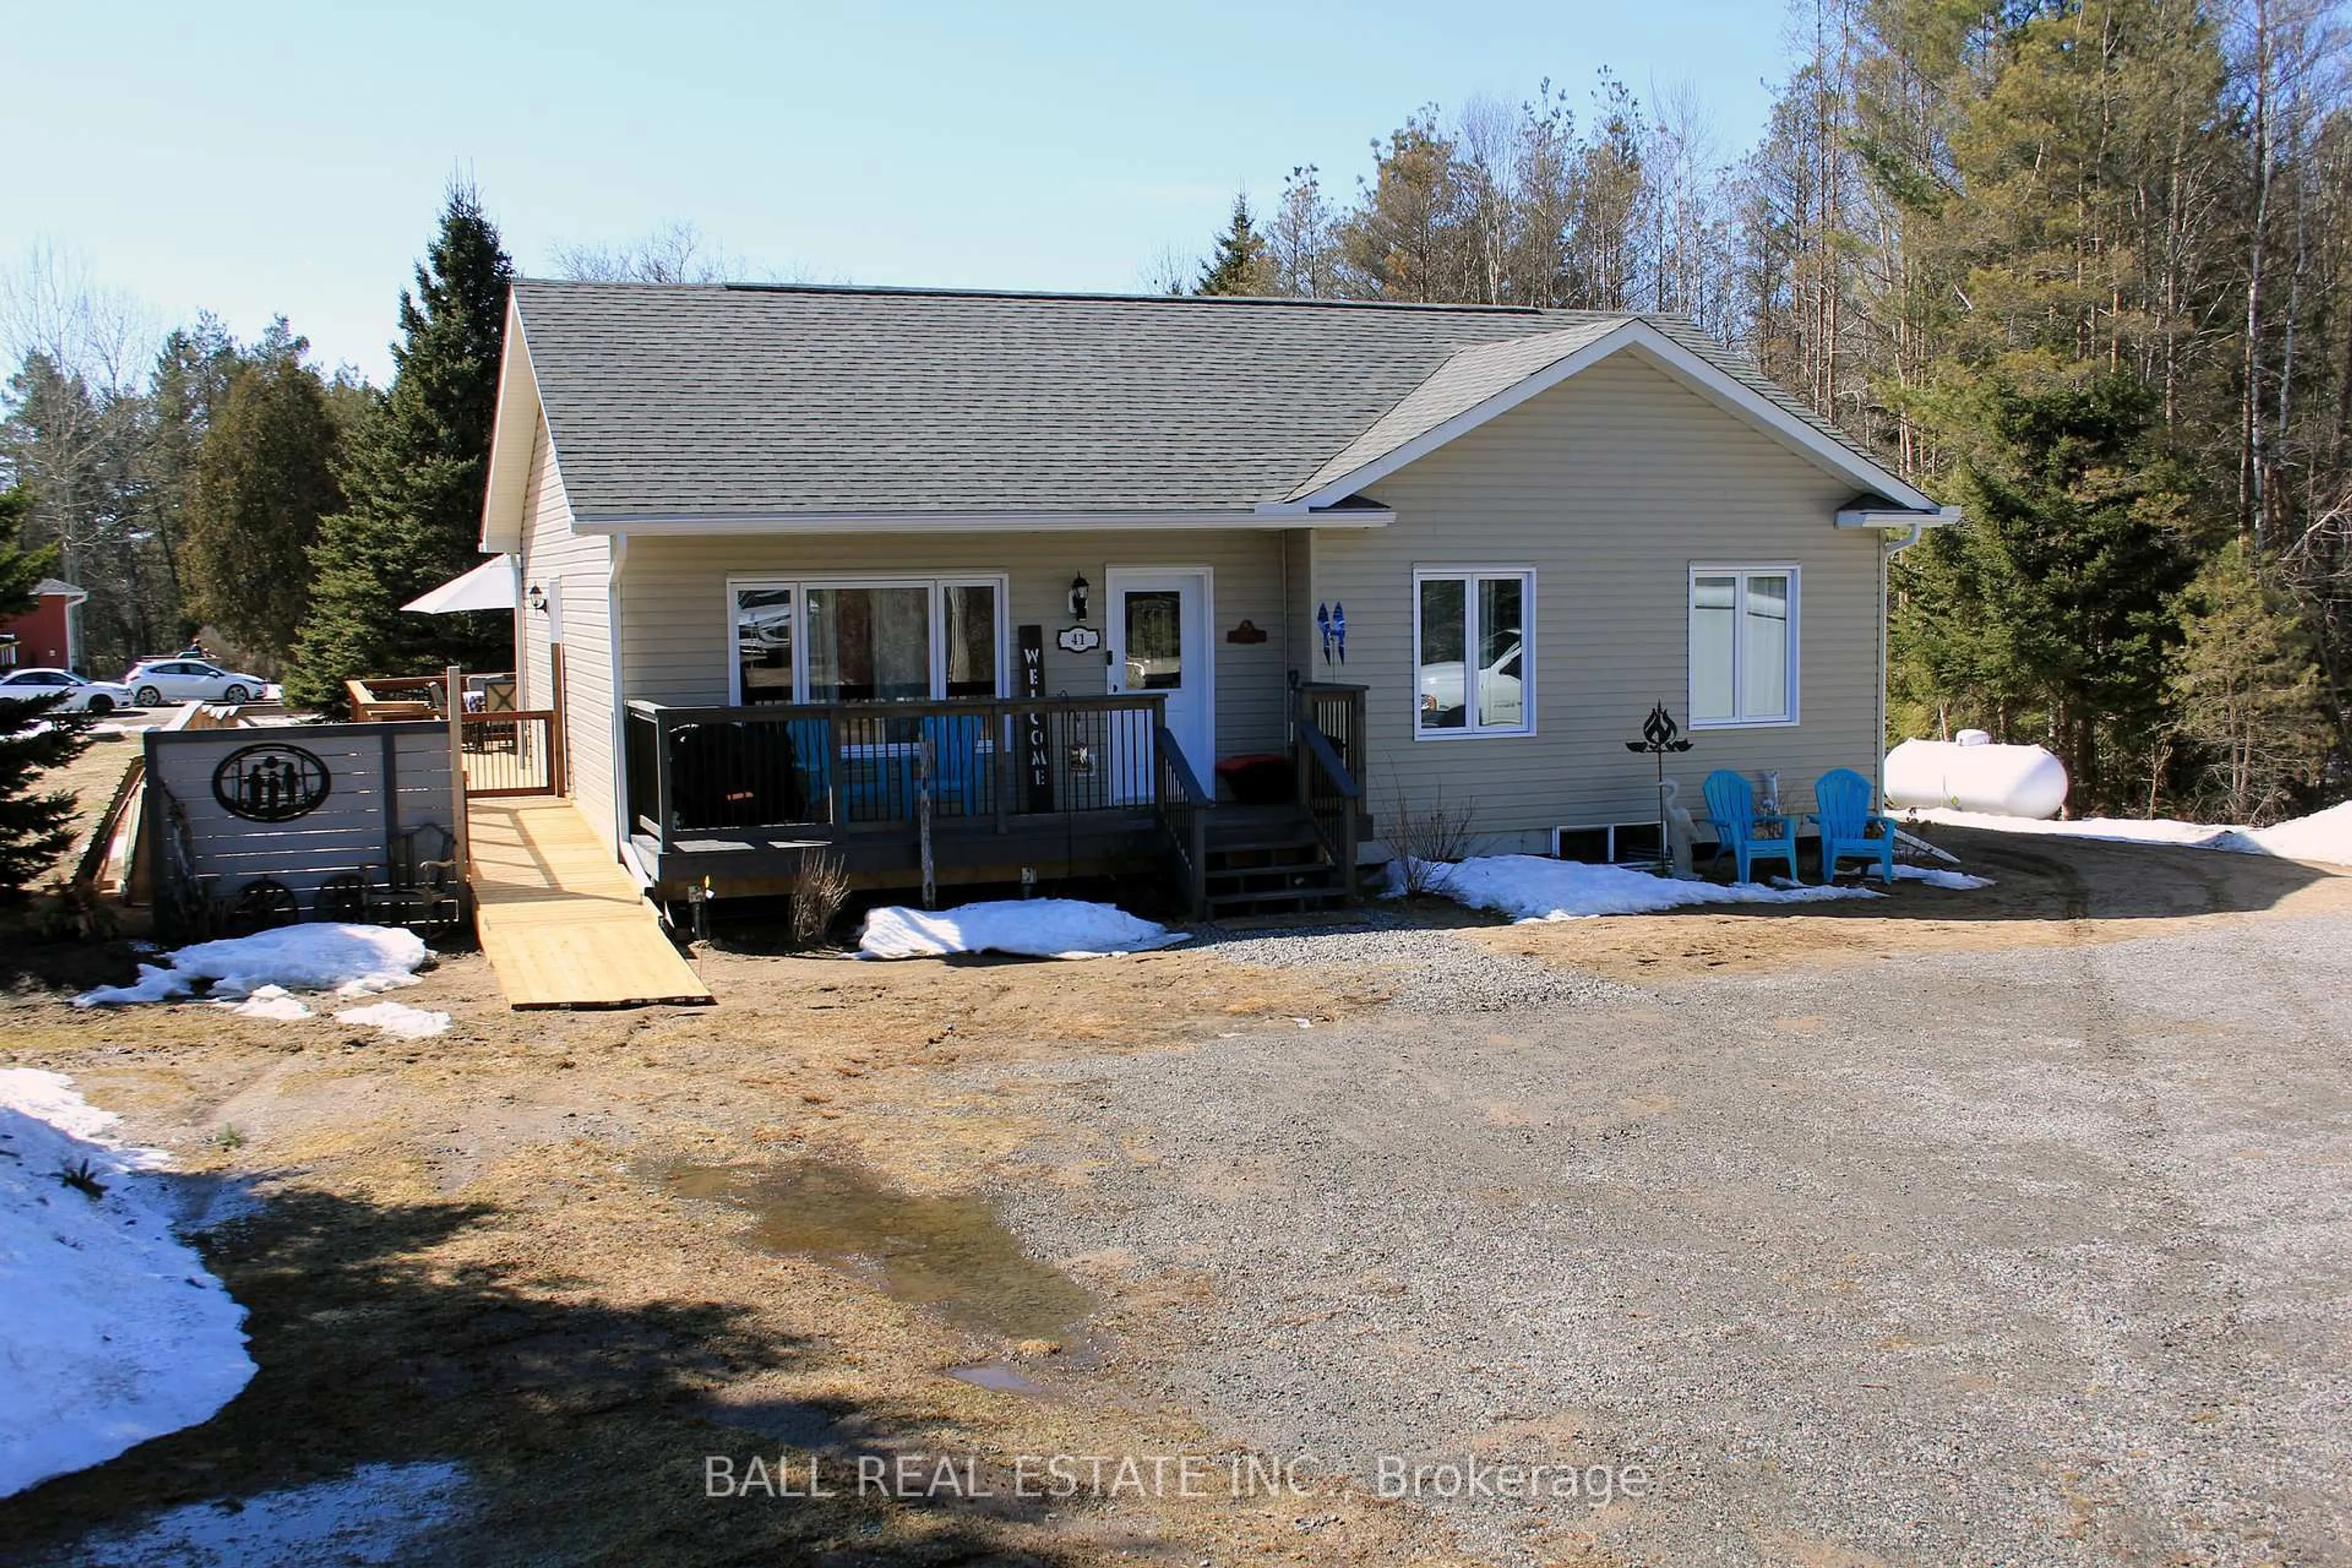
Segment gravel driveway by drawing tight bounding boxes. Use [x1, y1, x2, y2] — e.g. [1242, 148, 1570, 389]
[994, 842, 2352, 1566]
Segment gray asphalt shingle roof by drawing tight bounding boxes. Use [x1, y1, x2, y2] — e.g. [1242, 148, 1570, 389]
[511, 280, 1881, 520]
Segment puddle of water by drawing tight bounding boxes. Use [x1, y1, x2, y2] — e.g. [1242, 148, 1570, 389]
[663, 1158, 1094, 1341]
[948, 1363, 1047, 1395]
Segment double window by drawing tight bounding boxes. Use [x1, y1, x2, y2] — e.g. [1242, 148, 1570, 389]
[1414, 567, 1536, 738]
[1689, 565, 1797, 726]
[729, 577, 1006, 705]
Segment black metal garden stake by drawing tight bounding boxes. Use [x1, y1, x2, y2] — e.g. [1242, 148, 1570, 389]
[1624, 701, 1694, 870]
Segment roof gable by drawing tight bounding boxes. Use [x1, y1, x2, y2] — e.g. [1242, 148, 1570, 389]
[1278, 318, 1939, 514]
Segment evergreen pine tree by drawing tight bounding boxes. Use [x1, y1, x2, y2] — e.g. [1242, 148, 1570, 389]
[1196, 193, 1275, 295]
[138, 313, 246, 644]
[0, 486, 92, 892]
[183, 323, 345, 665]
[285, 183, 513, 709]
[2168, 541, 2332, 824]
[1891, 371, 2202, 809]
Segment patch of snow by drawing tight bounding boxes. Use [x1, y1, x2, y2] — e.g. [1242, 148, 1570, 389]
[220, 984, 311, 1021]
[58, 1460, 469, 1567]
[0, 1070, 255, 1498]
[859, 898, 1191, 960]
[1894, 865, 1996, 890]
[332, 1000, 450, 1039]
[2215, 800, 2352, 867]
[76, 924, 428, 1008]
[1916, 801, 2352, 869]
[1911, 807, 2240, 848]
[1404, 855, 1880, 923]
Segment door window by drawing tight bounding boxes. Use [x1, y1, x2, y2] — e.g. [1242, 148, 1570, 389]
[1123, 590, 1184, 690]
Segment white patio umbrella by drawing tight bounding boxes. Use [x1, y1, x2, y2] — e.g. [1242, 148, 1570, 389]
[402, 554, 516, 614]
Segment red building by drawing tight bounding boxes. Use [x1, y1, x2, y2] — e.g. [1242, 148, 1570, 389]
[0, 578, 88, 673]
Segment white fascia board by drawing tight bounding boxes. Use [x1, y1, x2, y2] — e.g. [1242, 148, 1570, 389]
[1838, 505, 1962, 528]
[477, 297, 541, 555]
[567, 507, 1392, 536]
[1272, 320, 1942, 515]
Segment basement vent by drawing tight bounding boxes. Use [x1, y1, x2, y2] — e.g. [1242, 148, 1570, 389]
[1553, 822, 1663, 866]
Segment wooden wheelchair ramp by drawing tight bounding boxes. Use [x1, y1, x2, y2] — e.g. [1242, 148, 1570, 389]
[469, 797, 710, 1009]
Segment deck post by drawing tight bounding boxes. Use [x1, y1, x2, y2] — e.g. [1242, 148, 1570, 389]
[549, 642, 569, 796]
[1292, 687, 1311, 811]
[993, 698, 1011, 835]
[653, 706, 676, 851]
[446, 665, 473, 902]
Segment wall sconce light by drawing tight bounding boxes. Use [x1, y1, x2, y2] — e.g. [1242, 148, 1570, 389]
[1068, 573, 1090, 622]
[526, 583, 548, 614]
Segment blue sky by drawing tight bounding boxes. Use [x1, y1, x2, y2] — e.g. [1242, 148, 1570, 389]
[10, 0, 1788, 384]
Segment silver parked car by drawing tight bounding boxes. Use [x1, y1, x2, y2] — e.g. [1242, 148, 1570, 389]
[0, 666, 135, 714]
[122, 657, 272, 707]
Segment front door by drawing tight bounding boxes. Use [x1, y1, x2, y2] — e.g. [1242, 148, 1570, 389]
[1106, 568, 1214, 795]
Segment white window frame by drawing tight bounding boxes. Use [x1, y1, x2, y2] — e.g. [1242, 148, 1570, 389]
[1687, 563, 1800, 729]
[725, 573, 1011, 705]
[1410, 565, 1538, 741]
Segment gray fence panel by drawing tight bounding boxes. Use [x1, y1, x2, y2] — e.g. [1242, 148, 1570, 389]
[147, 722, 462, 926]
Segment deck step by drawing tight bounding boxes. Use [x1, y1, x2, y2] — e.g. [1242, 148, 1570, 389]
[1208, 895, 1352, 917]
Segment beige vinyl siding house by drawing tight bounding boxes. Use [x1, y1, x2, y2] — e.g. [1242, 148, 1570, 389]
[1309, 352, 1883, 854]
[511, 409, 618, 848]
[475, 281, 1952, 910]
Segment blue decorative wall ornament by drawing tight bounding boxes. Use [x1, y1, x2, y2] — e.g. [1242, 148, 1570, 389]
[1315, 601, 1332, 665]
[1330, 601, 1347, 665]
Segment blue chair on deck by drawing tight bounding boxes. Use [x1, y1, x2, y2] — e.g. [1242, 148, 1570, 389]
[1702, 769, 1800, 884]
[1809, 767, 1896, 884]
[785, 718, 832, 821]
[920, 712, 988, 816]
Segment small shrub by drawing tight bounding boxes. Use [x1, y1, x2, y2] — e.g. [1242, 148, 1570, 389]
[36, 878, 120, 943]
[1386, 775, 1476, 896]
[789, 848, 852, 948]
[55, 1157, 107, 1199]
[209, 1125, 247, 1152]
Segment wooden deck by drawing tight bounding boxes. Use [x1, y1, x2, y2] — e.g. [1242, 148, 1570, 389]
[469, 796, 712, 1009]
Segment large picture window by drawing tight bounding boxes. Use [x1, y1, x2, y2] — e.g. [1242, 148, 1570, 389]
[729, 577, 1004, 704]
[1414, 567, 1535, 738]
[1689, 565, 1797, 726]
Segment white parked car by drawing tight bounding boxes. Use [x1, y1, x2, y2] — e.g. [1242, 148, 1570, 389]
[122, 657, 273, 707]
[1417, 642, 1525, 728]
[0, 667, 135, 714]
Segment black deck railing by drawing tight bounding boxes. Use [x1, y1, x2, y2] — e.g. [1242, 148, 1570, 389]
[1292, 682, 1366, 896]
[1156, 723, 1212, 917]
[624, 694, 1175, 852]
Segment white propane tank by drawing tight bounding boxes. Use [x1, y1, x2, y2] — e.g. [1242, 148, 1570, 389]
[1885, 737, 2070, 819]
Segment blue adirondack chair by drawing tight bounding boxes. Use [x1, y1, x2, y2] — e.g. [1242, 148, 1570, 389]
[921, 712, 989, 816]
[785, 718, 832, 821]
[1702, 769, 1800, 884]
[1809, 767, 1896, 884]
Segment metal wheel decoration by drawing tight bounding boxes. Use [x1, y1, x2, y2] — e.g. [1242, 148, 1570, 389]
[312, 873, 369, 924]
[212, 742, 331, 823]
[224, 877, 301, 935]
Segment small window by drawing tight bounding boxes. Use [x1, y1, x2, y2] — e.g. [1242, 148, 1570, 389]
[1414, 567, 1535, 738]
[734, 587, 795, 704]
[1690, 566, 1798, 726]
[941, 582, 999, 698]
[807, 584, 932, 703]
